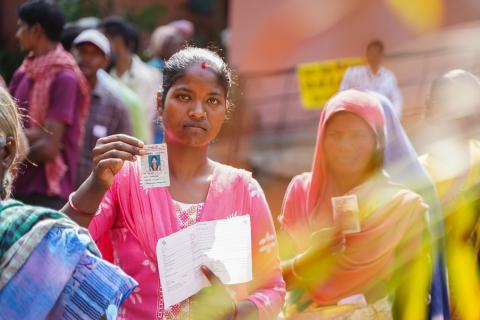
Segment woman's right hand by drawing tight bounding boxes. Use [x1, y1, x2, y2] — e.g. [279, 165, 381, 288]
[91, 134, 145, 189]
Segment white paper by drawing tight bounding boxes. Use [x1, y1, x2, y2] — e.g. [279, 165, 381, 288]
[140, 144, 170, 188]
[156, 215, 252, 309]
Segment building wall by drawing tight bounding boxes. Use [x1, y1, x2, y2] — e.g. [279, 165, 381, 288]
[223, 0, 480, 216]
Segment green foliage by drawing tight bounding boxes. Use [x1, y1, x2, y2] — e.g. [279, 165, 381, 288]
[58, 0, 114, 22]
[0, 47, 24, 83]
[58, 0, 165, 31]
[123, 4, 166, 32]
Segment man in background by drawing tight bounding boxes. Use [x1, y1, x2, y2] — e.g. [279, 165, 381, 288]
[10, 0, 89, 209]
[71, 29, 132, 187]
[100, 16, 162, 143]
[340, 39, 403, 118]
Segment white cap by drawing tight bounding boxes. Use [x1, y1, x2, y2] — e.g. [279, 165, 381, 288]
[73, 29, 111, 58]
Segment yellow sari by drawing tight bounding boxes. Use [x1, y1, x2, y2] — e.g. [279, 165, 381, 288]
[421, 140, 480, 320]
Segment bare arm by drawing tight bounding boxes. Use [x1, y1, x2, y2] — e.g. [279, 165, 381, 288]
[26, 119, 65, 164]
[60, 134, 144, 227]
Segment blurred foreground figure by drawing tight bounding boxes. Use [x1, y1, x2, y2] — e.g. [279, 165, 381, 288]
[374, 93, 450, 320]
[0, 87, 136, 320]
[280, 90, 430, 319]
[418, 69, 480, 320]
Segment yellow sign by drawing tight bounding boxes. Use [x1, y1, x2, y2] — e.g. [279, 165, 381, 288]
[297, 57, 364, 110]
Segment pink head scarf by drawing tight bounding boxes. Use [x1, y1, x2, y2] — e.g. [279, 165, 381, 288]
[307, 89, 385, 213]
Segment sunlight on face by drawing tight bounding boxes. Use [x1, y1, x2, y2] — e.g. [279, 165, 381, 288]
[323, 112, 377, 178]
[162, 65, 227, 147]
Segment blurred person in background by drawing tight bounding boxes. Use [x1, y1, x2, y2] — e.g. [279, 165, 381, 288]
[61, 20, 150, 143]
[373, 92, 450, 320]
[71, 29, 132, 187]
[148, 25, 185, 143]
[148, 25, 184, 71]
[9, 0, 89, 209]
[280, 90, 430, 319]
[418, 69, 480, 320]
[340, 40, 403, 119]
[100, 16, 162, 143]
[169, 19, 195, 43]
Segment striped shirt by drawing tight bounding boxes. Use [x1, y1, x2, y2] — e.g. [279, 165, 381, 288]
[340, 65, 403, 118]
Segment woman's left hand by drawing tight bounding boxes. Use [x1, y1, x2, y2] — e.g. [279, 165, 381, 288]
[191, 266, 236, 320]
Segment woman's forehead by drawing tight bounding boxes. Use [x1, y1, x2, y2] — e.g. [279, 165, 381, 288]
[171, 66, 225, 93]
[326, 111, 370, 128]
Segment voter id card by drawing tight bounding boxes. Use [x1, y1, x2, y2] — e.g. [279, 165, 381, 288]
[140, 144, 170, 188]
[331, 195, 360, 234]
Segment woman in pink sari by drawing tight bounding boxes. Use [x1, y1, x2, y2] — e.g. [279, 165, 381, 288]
[280, 90, 430, 319]
[61, 47, 285, 319]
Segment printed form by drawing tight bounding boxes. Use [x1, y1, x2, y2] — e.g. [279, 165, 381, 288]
[156, 215, 252, 308]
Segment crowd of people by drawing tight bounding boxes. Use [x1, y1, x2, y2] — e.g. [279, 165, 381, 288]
[0, 0, 479, 319]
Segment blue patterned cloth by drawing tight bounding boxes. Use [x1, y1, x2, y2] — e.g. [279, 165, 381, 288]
[0, 226, 137, 320]
[49, 249, 136, 320]
[0, 227, 87, 319]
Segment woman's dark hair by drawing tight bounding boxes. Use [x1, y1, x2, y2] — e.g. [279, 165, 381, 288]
[161, 47, 233, 114]
[60, 24, 85, 51]
[149, 155, 160, 170]
[369, 128, 385, 173]
[99, 16, 139, 53]
[18, 0, 65, 42]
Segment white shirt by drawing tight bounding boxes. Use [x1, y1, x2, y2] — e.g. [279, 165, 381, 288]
[340, 65, 403, 118]
[111, 55, 162, 142]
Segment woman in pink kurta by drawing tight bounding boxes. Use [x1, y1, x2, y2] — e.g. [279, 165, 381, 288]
[62, 47, 285, 319]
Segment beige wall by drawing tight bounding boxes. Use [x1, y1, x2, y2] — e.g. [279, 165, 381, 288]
[229, 0, 480, 73]
[221, 0, 480, 215]
[226, 0, 480, 136]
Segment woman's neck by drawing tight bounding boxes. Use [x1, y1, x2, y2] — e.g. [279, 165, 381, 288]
[167, 142, 211, 181]
[327, 171, 369, 196]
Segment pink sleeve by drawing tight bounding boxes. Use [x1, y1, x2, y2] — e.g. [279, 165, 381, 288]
[88, 177, 119, 241]
[245, 179, 286, 320]
[278, 173, 311, 249]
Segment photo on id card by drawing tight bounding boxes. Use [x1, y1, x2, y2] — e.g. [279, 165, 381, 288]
[140, 144, 170, 188]
[331, 195, 361, 234]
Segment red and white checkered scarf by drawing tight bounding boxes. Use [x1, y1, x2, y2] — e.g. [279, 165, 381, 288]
[20, 44, 90, 196]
